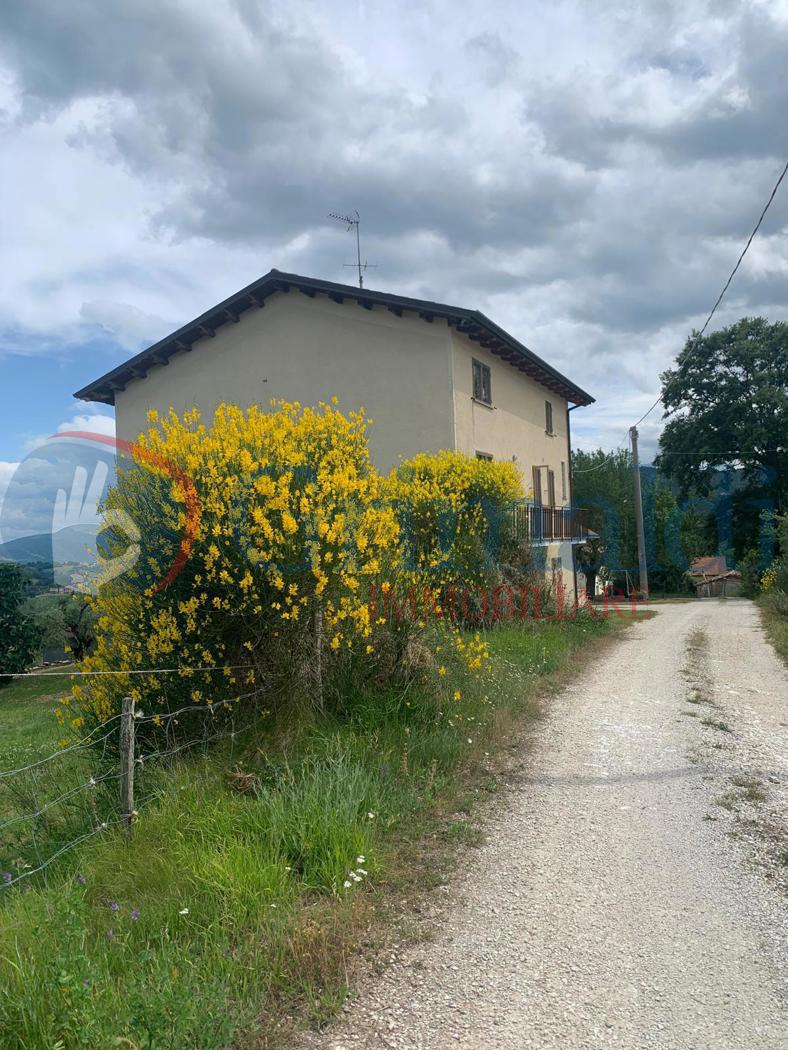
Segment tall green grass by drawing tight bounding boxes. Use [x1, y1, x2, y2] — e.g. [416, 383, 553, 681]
[0, 669, 71, 767]
[0, 616, 624, 1048]
[759, 592, 788, 667]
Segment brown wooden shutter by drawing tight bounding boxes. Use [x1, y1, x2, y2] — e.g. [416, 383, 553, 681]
[532, 466, 543, 505]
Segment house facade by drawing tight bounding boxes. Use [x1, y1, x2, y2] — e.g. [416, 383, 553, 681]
[76, 270, 594, 599]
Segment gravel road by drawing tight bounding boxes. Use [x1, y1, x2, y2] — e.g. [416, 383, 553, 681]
[300, 600, 788, 1049]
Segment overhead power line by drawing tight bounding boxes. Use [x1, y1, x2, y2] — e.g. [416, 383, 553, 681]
[656, 447, 785, 457]
[631, 158, 788, 432]
[573, 158, 788, 474]
[573, 446, 785, 470]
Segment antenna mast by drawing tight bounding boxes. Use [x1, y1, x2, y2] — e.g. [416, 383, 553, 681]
[328, 210, 374, 288]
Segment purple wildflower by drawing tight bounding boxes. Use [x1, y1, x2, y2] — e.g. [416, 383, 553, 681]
[75, 874, 87, 885]
[109, 901, 119, 913]
[130, 908, 140, 920]
[2, 873, 12, 885]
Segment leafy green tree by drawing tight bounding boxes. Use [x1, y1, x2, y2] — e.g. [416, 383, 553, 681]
[679, 505, 718, 565]
[571, 448, 638, 576]
[573, 450, 716, 593]
[658, 318, 787, 514]
[0, 563, 43, 684]
[61, 594, 97, 662]
[21, 594, 65, 654]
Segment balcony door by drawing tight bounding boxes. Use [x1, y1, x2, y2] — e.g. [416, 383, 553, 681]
[532, 466, 542, 505]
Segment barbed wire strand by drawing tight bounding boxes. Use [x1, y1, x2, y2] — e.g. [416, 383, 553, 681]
[0, 664, 255, 679]
[0, 768, 125, 834]
[0, 719, 122, 780]
[2, 817, 128, 888]
[1, 698, 262, 889]
[0, 689, 261, 783]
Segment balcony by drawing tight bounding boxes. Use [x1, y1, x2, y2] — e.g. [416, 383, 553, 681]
[509, 503, 590, 544]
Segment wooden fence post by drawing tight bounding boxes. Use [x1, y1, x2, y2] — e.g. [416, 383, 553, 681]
[119, 696, 135, 834]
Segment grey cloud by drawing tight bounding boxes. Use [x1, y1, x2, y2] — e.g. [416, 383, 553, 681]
[525, 5, 788, 168]
[80, 301, 170, 350]
[1, 0, 787, 458]
[1, 0, 591, 254]
[464, 32, 520, 87]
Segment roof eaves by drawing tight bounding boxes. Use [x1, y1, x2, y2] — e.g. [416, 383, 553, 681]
[74, 269, 594, 408]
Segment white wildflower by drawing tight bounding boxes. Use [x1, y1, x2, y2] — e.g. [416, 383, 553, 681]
[179, 907, 189, 915]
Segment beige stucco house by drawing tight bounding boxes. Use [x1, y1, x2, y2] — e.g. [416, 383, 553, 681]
[76, 269, 594, 599]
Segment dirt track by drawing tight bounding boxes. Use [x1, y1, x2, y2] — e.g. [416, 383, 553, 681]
[300, 600, 788, 1049]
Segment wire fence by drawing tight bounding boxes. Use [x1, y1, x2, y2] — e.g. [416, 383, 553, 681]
[0, 680, 262, 893]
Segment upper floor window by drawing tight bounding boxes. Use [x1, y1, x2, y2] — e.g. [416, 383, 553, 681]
[472, 359, 492, 405]
[545, 399, 554, 434]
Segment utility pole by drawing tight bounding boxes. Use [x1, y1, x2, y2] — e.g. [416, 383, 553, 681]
[629, 426, 649, 599]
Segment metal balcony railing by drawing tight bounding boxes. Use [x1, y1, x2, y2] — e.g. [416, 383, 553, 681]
[509, 503, 590, 543]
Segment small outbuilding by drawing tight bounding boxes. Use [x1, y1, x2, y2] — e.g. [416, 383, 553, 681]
[687, 556, 743, 598]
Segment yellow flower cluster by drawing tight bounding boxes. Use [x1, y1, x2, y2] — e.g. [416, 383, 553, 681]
[452, 629, 493, 675]
[73, 400, 398, 723]
[761, 566, 778, 592]
[68, 405, 515, 729]
[386, 450, 521, 588]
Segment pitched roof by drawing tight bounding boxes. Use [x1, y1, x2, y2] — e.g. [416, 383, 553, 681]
[689, 556, 729, 576]
[74, 269, 595, 407]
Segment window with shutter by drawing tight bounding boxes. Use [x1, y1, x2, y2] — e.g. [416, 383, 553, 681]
[532, 466, 543, 505]
[545, 400, 553, 434]
[472, 359, 492, 405]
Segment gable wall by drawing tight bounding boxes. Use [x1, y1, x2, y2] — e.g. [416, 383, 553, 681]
[114, 291, 456, 473]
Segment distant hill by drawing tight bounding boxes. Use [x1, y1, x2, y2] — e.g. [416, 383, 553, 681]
[0, 524, 99, 566]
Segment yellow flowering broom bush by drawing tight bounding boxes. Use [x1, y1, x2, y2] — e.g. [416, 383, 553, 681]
[66, 404, 523, 734]
[70, 400, 398, 727]
[387, 450, 522, 582]
[383, 450, 524, 624]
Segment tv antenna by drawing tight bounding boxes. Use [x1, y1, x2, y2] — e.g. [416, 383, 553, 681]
[328, 210, 376, 288]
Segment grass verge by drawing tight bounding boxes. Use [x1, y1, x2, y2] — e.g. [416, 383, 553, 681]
[0, 668, 72, 767]
[758, 596, 788, 667]
[0, 614, 643, 1048]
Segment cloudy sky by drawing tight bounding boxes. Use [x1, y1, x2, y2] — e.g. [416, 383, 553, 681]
[2, 0, 787, 518]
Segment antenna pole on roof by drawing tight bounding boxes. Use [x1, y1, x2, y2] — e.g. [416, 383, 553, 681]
[328, 210, 376, 289]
